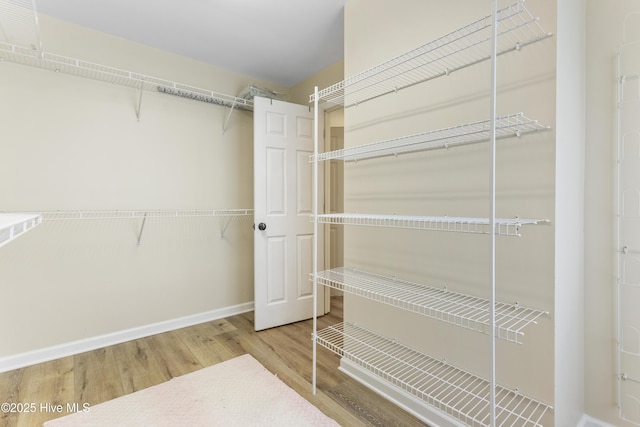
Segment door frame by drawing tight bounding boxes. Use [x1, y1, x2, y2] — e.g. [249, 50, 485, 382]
[322, 107, 345, 306]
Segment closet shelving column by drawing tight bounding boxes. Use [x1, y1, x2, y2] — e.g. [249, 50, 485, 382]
[311, 2, 553, 426]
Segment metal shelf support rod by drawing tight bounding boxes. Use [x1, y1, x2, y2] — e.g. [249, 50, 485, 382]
[222, 100, 238, 135]
[136, 81, 144, 121]
[136, 212, 147, 246]
[219, 217, 234, 239]
[489, 0, 499, 425]
[312, 86, 319, 395]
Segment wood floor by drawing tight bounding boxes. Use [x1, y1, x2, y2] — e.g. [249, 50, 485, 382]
[0, 297, 427, 427]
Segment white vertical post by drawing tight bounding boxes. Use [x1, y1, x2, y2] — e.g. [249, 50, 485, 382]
[312, 86, 319, 394]
[615, 46, 622, 420]
[489, 1, 498, 426]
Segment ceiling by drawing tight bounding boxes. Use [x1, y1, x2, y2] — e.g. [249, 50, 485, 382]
[34, 0, 346, 87]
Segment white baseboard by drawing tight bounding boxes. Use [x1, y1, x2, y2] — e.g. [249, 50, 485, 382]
[577, 414, 619, 427]
[0, 301, 254, 373]
[338, 358, 466, 427]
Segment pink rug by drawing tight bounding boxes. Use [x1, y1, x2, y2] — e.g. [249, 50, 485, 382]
[44, 354, 339, 426]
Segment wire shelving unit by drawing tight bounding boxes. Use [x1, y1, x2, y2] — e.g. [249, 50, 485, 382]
[316, 322, 552, 427]
[312, 113, 549, 163]
[310, 1, 554, 426]
[313, 267, 547, 344]
[0, 213, 42, 249]
[309, 2, 551, 107]
[316, 214, 546, 237]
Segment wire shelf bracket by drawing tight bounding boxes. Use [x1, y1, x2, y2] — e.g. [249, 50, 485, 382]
[222, 99, 239, 135]
[136, 212, 147, 246]
[135, 81, 144, 121]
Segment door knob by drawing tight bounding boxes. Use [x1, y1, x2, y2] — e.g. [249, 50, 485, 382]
[258, 222, 267, 231]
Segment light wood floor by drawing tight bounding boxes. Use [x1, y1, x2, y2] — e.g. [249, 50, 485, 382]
[0, 297, 427, 427]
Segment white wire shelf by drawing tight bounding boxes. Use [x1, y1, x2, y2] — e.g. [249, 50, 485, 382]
[312, 113, 550, 163]
[2, 209, 254, 245]
[310, 1, 551, 107]
[315, 214, 547, 237]
[313, 268, 547, 344]
[316, 322, 553, 427]
[33, 209, 254, 221]
[0, 42, 253, 111]
[0, 213, 42, 249]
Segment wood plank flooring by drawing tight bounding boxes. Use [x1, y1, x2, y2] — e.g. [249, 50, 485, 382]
[0, 297, 428, 427]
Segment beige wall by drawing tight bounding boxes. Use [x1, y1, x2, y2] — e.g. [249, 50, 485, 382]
[585, 2, 640, 426]
[289, 59, 344, 106]
[342, 0, 560, 424]
[0, 15, 287, 361]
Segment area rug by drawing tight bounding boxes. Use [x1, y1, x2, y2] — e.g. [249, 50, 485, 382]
[44, 354, 339, 426]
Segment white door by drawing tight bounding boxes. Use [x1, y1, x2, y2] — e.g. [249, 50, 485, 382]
[253, 96, 324, 331]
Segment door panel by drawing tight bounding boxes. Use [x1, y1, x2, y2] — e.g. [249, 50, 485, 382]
[266, 148, 286, 214]
[266, 236, 286, 303]
[297, 150, 313, 214]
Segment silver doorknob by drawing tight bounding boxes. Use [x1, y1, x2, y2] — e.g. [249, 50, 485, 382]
[258, 222, 267, 231]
